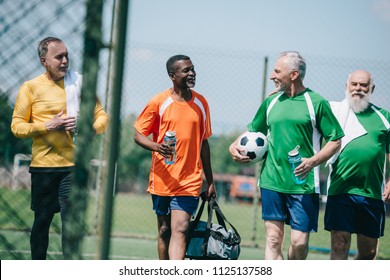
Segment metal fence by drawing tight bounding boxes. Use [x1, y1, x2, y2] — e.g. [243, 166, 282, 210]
[1, 0, 390, 260]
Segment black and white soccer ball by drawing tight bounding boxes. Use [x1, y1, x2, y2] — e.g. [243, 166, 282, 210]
[237, 131, 268, 162]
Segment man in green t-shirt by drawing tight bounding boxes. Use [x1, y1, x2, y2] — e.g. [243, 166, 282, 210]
[325, 70, 390, 259]
[229, 51, 344, 260]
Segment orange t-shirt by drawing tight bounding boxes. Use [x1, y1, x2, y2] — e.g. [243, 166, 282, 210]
[134, 88, 212, 196]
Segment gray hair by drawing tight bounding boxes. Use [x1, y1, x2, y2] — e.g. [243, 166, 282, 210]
[279, 51, 306, 81]
[37, 37, 63, 58]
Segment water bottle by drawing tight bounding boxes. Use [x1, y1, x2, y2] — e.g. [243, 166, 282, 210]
[164, 131, 176, 164]
[72, 121, 78, 144]
[72, 116, 78, 144]
[72, 129, 77, 144]
[288, 145, 306, 185]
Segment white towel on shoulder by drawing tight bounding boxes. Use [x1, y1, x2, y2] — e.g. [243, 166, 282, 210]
[64, 69, 83, 117]
[326, 98, 366, 165]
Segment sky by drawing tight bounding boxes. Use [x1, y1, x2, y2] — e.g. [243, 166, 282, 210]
[2, 0, 390, 135]
[128, 0, 390, 61]
[122, 0, 390, 134]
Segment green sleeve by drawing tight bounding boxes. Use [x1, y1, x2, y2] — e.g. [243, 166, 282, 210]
[316, 99, 344, 142]
[246, 96, 274, 136]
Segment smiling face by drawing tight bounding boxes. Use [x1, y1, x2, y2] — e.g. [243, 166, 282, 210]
[40, 41, 69, 81]
[346, 70, 374, 113]
[270, 57, 293, 92]
[169, 59, 196, 89]
[347, 70, 372, 98]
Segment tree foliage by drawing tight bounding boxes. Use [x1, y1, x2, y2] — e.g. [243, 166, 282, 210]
[0, 93, 31, 167]
[117, 113, 152, 193]
[208, 132, 250, 175]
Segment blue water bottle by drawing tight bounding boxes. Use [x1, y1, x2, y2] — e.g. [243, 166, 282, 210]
[72, 120, 78, 144]
[164, 131, 176, 165]
[288, 145, 306, 185]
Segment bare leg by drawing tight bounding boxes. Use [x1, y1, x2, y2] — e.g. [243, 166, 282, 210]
[355, 234, 379, 260]
[156, 215, 171, 260]
[330, 230, 351, 260]
[264, 220, 285, 260]
[288, 229, 310, 260]
[168, 209, 192, 260]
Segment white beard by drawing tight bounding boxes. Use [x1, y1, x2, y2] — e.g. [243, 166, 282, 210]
[346, 90, 371, 113]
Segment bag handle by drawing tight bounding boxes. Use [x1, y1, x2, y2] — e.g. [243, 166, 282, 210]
[186, 197, 208, 255]
[187, 196, 215, 232]
[191, 196, 221, 227]
[186, 197, 241, 257]
[207, 198, 226, 228]
[207, 197, 241, 242]
[193, 197, 206, 226]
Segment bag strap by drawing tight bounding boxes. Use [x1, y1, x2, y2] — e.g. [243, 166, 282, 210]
[186, 197, 207, 254]
[207, 198, 241, 242]
[193, 198, 206, 226]
[207, 198, 226, 228]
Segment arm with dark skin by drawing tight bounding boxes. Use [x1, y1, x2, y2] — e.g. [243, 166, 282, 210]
[200, 139, 216, 200]
[133, 129, 173, 158]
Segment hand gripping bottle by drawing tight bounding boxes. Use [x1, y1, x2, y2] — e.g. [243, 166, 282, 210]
[164, 131, 176, 165]
[288, 145, 306, 185]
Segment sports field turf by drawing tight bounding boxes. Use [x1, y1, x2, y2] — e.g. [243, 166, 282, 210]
[0, 231, 332, 260]
[1, 189, 389, 260]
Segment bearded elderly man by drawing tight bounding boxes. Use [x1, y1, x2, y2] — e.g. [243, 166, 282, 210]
[325, 70, 390, 260]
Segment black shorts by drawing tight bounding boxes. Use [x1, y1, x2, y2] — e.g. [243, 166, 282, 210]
[324, 194, 385, 238]
[30, 171, 72, 213]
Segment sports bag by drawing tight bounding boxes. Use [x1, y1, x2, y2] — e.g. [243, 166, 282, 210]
[185, 197, 241, 260]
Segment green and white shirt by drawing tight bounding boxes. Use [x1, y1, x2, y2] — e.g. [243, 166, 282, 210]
[247, 88, 344, 194]
[328, 104, 390, 200]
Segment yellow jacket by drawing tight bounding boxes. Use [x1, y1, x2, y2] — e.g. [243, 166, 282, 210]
[11, 74, 109, 168]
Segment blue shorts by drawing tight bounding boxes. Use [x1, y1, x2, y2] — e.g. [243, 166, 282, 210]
[324, 194, 385, 238]
[260, 188, 319, 232]
[151, 195, 199, 216]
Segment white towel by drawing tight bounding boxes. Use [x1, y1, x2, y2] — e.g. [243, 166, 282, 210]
[64, 69, 83, 117]
[326, 98, 366, 165]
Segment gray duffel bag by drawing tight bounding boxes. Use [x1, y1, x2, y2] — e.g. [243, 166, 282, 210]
[185, 197, 241, 260]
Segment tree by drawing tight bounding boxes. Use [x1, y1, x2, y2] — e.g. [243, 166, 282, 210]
[209, 131, 254, 175]
[117, 113, 151, 193]
[0, 93, 32, 167]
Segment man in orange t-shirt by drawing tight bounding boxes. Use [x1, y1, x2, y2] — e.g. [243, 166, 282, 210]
[134, 55, 216, 260]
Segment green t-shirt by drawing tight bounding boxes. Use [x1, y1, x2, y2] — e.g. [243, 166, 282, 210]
[328, 105, 390, 200]
[247, 88, 344, 194]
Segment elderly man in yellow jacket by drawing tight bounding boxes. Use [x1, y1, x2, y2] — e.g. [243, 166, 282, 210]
[11, 37, 109, 259]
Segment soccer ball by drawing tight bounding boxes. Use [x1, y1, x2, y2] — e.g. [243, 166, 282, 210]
[237, 131, 268, 162]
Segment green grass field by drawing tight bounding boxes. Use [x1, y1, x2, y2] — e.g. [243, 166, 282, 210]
[1, 188, 389, 260]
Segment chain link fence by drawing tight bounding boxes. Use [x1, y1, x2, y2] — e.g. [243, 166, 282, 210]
[1, 0, 390, 259]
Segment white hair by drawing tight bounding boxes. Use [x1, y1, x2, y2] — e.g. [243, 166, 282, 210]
[345, 89, 371, 113]
[279, 51, 306, 80]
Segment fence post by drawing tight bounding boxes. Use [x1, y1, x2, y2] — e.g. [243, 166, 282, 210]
[97, 0, 130, 260]
[64, 0, 104, 260]
[251, 56, 268, 246]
